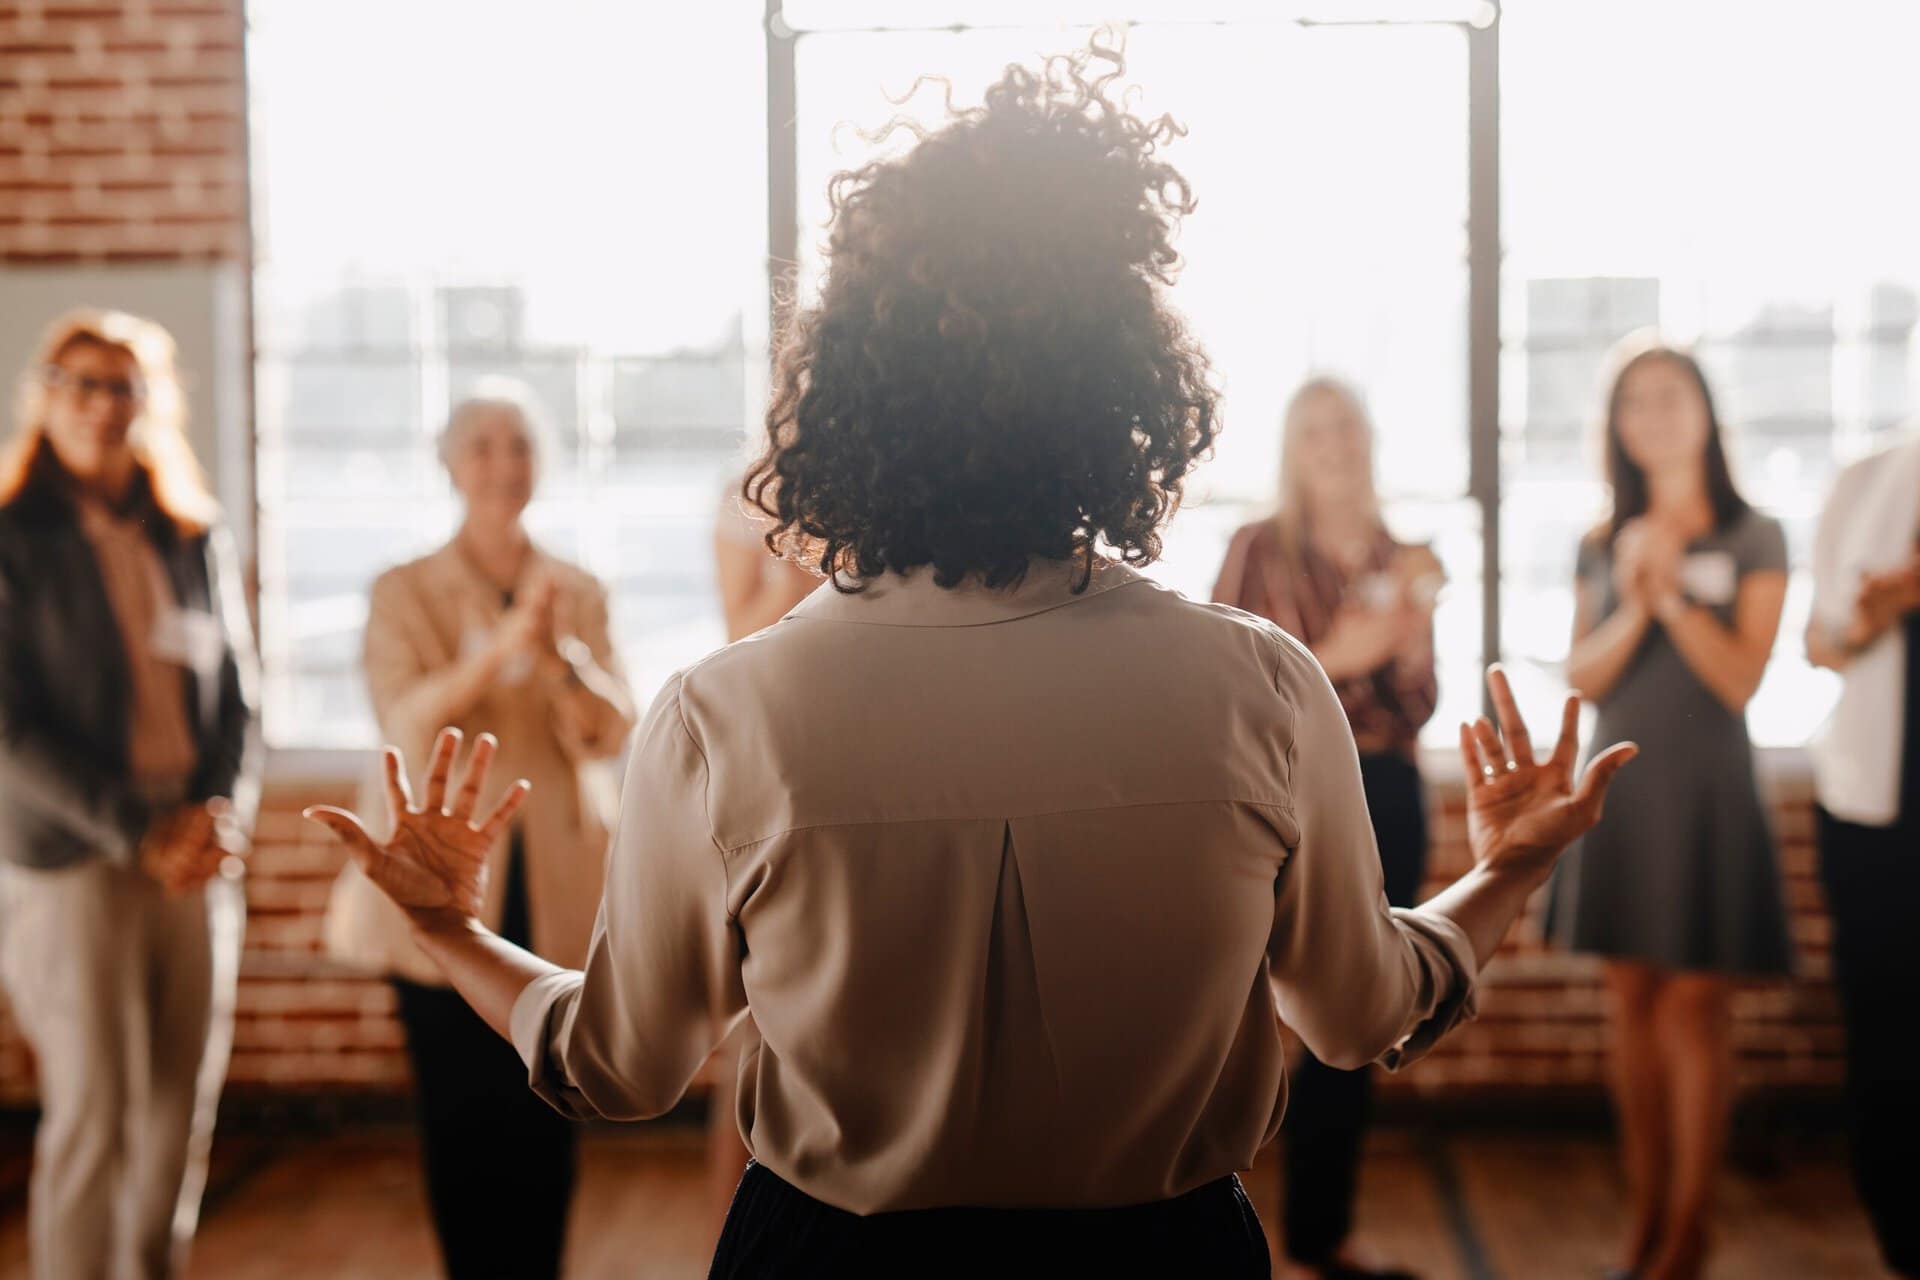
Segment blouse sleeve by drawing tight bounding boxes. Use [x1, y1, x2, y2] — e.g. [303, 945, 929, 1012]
[1265, 632, 1478, 1070]
[559, 575, 638, 758]
[1736, 513, 1790, 578]
[1574, 532, 1609, 590]
[1215, 522, 1307, 637]
[361, 569, 435, 744]
[509, 671, 747, 1120]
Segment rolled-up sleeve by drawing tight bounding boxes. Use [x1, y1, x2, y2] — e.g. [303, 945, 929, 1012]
[509, 671, 747, 1119]
[1266, 633, 1478, 1071]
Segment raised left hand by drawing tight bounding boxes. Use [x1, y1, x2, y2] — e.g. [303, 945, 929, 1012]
[305, 728, 530, 932]
[1459, 666, 1637, 885]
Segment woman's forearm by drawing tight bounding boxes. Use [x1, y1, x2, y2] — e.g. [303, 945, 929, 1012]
[1659, 601, 1770, 713]
[384, 645, 503, 742]
[1566, 600, 1650, 703]
[410, 916, 568, 1042]
[1416, 861, 1548, 971]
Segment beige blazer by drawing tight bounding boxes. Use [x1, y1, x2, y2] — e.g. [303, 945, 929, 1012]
[324, 541, 634, 983]
[509, 557, 1478, 1214]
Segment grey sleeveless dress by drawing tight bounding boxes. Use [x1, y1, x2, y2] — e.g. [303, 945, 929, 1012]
[1547, 510, 1794, 976]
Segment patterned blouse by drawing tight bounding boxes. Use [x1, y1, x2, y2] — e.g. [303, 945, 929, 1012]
[1211, 518, 1439, 759]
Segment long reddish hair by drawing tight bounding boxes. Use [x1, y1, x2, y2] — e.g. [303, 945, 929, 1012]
[1, 308, 217, 534]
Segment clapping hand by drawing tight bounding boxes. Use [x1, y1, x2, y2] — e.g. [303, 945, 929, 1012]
[1459, 667, 1638, 883]
[304, 728, 530, 932]
[1613, 518, 1682, 611]
[1849, 556, 1920, 649]
[140, 797, 246, 896]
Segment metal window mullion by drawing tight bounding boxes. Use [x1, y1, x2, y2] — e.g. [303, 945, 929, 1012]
[1467, 10, 1501, 712]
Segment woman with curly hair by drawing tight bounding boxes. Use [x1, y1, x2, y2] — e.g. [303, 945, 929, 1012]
[307, 41, 1632, 1276]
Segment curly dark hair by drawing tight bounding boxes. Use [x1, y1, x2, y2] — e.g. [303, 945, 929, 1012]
[745, 38, 1218, 591]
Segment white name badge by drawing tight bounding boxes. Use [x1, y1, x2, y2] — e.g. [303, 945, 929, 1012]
[150, 607, 226, 677]
[1679, 550, 1738, 607]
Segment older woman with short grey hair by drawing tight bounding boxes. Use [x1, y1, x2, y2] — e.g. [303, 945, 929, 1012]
[324, 383, 634, 1279]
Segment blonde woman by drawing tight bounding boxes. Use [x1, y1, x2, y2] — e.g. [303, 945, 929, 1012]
[1213, 377, 1442, 1280]
[324, 384, 634, 1279]
[0, 309, 257, 1280]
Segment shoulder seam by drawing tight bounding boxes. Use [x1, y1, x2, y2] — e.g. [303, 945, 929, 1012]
[670, 674, 735, 912]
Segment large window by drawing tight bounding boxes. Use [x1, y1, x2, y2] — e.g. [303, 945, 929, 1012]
[1500, 0, 1920, 744]
[248, 1, 1920, 755]
[248, 2, 767, 747]
[794, 16, 1483, 742]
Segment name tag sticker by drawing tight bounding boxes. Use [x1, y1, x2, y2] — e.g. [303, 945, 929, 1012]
[150, 607, 225, 676]
[1680, 551, 1738, 606]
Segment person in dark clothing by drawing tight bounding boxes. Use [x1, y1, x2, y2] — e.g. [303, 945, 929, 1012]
[0, 308, 259, 1280]
[1805, 432, 1920, 1279]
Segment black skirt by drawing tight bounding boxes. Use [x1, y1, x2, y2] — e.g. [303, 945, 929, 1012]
[709, 1161, 1270, 1278]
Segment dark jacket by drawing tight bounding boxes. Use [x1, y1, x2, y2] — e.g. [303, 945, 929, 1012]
[0, 462, 259, 870]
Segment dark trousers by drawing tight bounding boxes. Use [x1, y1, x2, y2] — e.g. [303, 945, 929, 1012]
[1283, 752, 1428, 1265]
[1817, 806, 1920, 1278]
[709, 1161, 1270, 1278]
[391, 840, 577, 1280]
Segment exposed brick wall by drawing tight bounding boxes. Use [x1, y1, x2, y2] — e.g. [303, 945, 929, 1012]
[0, 0, 248, 263]
[0, 773, 1845, 1106]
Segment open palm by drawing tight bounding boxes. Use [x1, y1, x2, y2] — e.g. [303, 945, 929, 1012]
[306, 728, 530, 928]
[1460, 667, 1638, 882]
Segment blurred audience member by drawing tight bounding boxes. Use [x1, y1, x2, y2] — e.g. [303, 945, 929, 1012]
[0, 309, 258, 1280]
[1553, 339, 1790, 1280]
[1213, 376, 1441, 1280]
[324, 383, 634, 1280]
[1805, 428, 1920, 1278]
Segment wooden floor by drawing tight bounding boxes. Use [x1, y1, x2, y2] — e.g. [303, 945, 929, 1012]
[0, 1122, 1889, 1278]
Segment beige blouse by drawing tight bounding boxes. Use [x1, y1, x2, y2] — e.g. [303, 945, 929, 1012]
[325, 542, 634, 983]
[510, 558, 1478, 1214]
[75, 499, 199, 788]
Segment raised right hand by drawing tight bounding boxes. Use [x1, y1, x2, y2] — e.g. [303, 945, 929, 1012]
[1458, 666, 1637, 884]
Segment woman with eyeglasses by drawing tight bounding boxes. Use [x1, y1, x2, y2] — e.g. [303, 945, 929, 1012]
[0, 309, 258, 1280]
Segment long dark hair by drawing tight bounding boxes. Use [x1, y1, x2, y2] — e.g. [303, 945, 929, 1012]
[1601, 341, 1749, 545]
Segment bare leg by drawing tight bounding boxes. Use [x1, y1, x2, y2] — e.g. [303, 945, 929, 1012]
[1643, 973, 1734, 1280]
[1603, 960, 1670, 1275]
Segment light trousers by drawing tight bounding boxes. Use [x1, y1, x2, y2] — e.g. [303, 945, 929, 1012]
[0, 858, 242, 1280]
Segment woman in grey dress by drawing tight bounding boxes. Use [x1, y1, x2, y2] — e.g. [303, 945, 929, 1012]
[1554, 339, 1791, 1280]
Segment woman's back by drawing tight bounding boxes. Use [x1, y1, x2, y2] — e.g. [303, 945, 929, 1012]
[512, 558, 1478, 1214]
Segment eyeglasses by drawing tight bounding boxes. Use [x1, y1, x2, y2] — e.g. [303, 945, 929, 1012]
[41, 365, 146, 406]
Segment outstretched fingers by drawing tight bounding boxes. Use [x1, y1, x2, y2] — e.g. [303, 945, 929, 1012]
[382, 746, 413, 822]
[422, 727, 462, 812]
[1486, 665, 1533, 766]
[1548, 695, 1583, 778]
[448, 733, 498, 821]
[476, 778, 532, 843]
[1457, 722, 1485, 789]
[1470, 716, 1509, 776]
[1572, 741, 1639, 819]
[304, 805, 376, 866]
